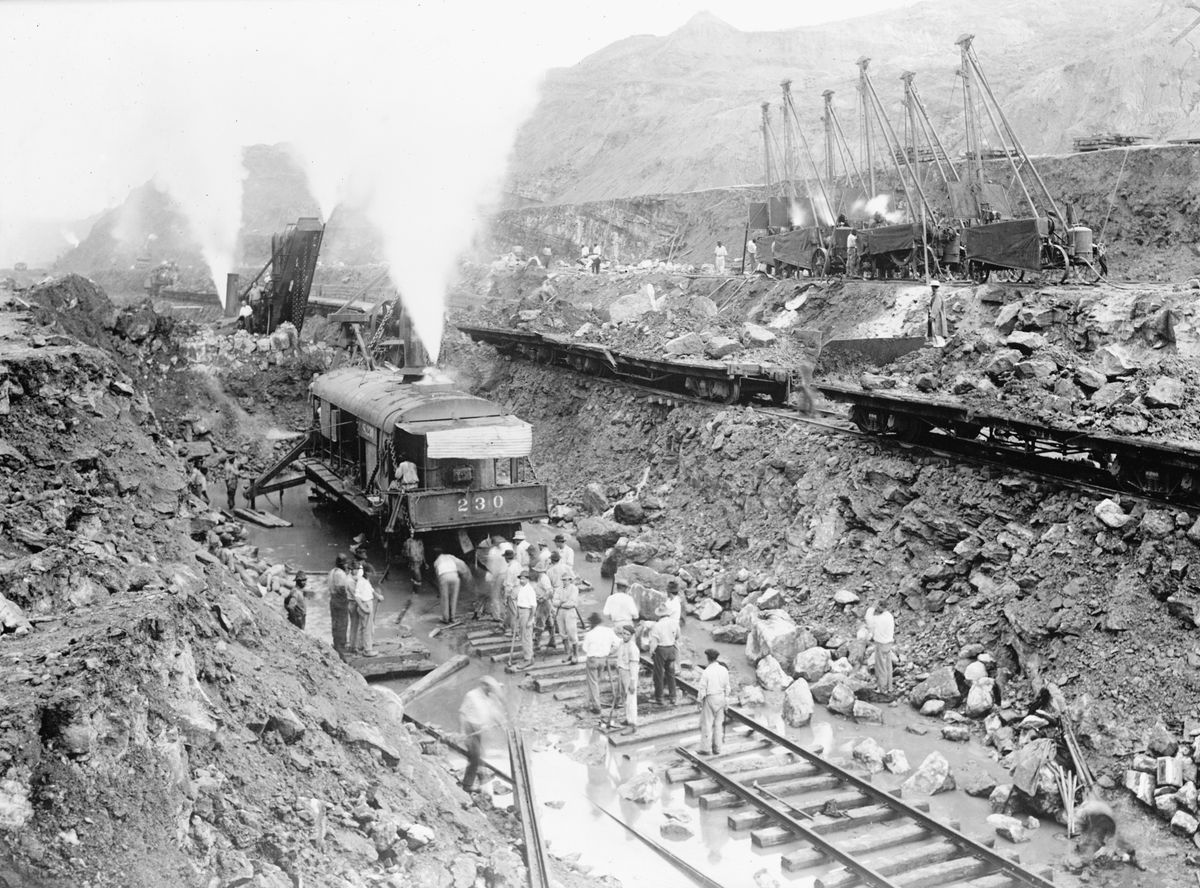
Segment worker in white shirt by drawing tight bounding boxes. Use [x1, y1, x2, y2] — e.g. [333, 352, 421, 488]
[615, 625, 641, 734]
[553, 572, 581, 663]
[864, 602, 896, 694]
[603, 582, 640, 631]
[653, 581, 684, 628]
[696, 649, 731, 754]
[645, 614, 680, 705]
[513, 530, 531, 569]
[513, 569, 538, 670]
[580, 612, 620, 713]
[553, 533, 575, 572]
[432, 547, 469, 623]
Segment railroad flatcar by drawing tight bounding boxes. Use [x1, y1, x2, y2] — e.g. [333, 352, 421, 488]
[251, 367, 548, 556]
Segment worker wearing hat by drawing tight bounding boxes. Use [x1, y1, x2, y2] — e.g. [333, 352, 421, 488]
[513, 568, 538, 670]
[459, 675, 507, 792]
[927, 279, 948, 344]
[553, 532, 575, 572]
[513, 530, 531, 569]
[553, 571, 582, 663]
[531, 560, 557, 652]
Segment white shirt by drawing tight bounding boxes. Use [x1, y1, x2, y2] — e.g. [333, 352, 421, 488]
[697, 661, 731, 699]
[581, 625, 619, 658]
[646, 617, 679, 651]
[604, 591, 639, 623]
[865, 607, 895, 645]
[515, 580, 537, 609]
[435, 553, 464, 578]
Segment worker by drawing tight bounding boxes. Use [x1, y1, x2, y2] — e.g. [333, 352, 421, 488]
[553, 572, 581, 664]
[746, 238, 758, 275]
[615, 625, 640, 734]
[223, 461, 240, 510]
[393, 458, 419, 492]
[501, 549, 522, 631]
[654, 581, 685, 629]
[603, 582, 640, 631]
[402, 534, 425, 590]
[284, 571, 307, 629]
[553, 533, 575, 570]
[513, 568, 538, 670]
[459, 676, 506, 793]
[864, 600, 896, 694]
[697, 649, 731, 755]
[646, 613, 680, 706]
[433, 547, 470, 623]
[188, 462, 209, 503]
[580, 612, 619, 713]
[350, 563, 383, 657]
[481, 536, 507, 622]
[714, 240, 728, 274]
[513, 530, 531, 569]
[927, 279, 948, 344]
[327, 554, 353, 653]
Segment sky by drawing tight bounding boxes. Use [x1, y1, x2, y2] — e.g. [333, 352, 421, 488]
[0, 0, 919, 351]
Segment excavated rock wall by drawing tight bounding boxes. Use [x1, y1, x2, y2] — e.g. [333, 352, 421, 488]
[450, 342, 1200, 767]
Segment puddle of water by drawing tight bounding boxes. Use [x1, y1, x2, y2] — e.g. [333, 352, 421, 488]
[230, 492, 1068, 883]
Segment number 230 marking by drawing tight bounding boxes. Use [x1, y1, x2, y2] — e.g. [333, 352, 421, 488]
[457, 494, 504, 513]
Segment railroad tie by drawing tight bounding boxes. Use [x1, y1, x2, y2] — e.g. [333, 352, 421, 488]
[815, 838, 964, 888]
[780, 821, 949, 871]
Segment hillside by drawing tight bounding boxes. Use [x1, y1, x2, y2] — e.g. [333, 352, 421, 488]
[505, 0, 1200, 203]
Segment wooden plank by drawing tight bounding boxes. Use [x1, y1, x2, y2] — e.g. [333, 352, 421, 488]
[397, 655, 470, 706]
[233, 507, 293, 528]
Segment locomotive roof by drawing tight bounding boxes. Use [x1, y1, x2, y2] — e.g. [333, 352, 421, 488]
[310, 367, 505, 433]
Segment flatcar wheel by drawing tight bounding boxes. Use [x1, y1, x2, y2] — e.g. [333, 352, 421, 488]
[810, 248, 829, 278]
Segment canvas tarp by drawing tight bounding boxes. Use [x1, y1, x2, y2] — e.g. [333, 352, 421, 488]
[857, 223, 919, 257]
[962, 217, 1049, 272]
[754, 227, 822, 268]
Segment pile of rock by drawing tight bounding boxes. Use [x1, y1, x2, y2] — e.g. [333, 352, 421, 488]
[1123, 720, 1200, 843]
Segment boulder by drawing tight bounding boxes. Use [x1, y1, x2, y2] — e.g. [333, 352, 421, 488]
[618, 770, 662, 803]
[781, 678, 815, 727]
[852, 700, 884, 724]
[705, 336, 742, 359]
[1145, 377, 1185, 408]
[664, 332, 704, 356]
[756, 655, 790, 691]
[827, 683, 857, 716]
[613, 500, 645, 525]
[883, 750, 910, 775]
[582, 482, 609, 514]
[987, 813, 1029, 843]
[1005, 331, 1046, 354]
[741, 324, 777, 348]
[910, 667, 962, 709]
[576, 516, 638, 551]
[852, 738, 886, 773]
[965, 679, 996, 717]
[793, 646, 833, 683]
[1094, 498, 1132, 530]
[746, 613, 799, 666]
[902, 752, 956, 796]
[606, 292, 655, 324]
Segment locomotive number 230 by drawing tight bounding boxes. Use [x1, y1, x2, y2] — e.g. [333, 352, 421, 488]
[457, 494, 505, 513]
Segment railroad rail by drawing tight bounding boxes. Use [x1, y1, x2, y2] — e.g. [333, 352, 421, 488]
[457, 322, 1200, 508]
[507, 729, 552, 888]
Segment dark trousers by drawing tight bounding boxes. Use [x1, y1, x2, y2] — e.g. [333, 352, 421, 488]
[652, 644, 677, 703]
[462, 729, 483, 790]
[329, 599, 349, 652]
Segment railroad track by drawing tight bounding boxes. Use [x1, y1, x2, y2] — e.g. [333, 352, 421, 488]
[623, 669, 1056, 888]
